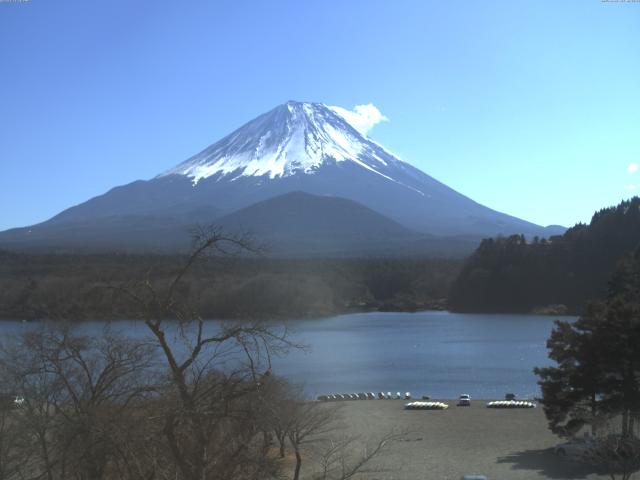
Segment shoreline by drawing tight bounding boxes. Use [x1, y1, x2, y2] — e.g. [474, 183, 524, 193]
[0, 305, 576, 323]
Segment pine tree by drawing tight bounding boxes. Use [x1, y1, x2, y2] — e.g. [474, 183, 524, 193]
[535, 248, 640, 438]
[534, 302, 607, 436]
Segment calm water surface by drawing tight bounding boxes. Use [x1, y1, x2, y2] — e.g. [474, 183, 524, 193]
[1, 311, 571, 400]
[274, 311, 570, 399]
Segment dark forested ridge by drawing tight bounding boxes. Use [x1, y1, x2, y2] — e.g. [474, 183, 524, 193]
[0, 250, 461, 321]
[449, 197, 640, 314]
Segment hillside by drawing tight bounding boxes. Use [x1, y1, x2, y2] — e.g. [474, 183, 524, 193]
[449, 197, 640, 314]
[216, 191, 481, 257]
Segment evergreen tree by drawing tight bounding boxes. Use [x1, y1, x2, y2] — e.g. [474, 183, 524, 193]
[534, 302, 607, 436]
[535, 249, 640, 438]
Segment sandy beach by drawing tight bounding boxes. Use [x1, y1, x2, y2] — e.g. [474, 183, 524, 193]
[302, 400, 618, 480]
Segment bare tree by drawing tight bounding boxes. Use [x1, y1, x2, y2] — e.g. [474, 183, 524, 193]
[287, 401, 343, 480]
[311, 431, 406, 480]
[113, 227, 297, 480]
[0, 397, 28, 480]
[260, 376, 295, 459]
[283, 396, 406, 480]
[0, 227, 405, 480]
[0, 324, 157, 480]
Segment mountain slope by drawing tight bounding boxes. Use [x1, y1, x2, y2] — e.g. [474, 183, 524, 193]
[0, 100, 563, 254]
[218, 191, 413, 238]
[0, 192, 478, 256]
[214, 191, 478, 257]
[216, 191, 419, 257]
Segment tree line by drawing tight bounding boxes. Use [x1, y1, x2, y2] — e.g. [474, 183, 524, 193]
[450, 197, 640, 314]
[0, 249, 460, 321]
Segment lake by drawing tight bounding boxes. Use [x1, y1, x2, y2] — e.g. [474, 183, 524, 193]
[272, 311, 569, 400]
[0, 311, 570, 400]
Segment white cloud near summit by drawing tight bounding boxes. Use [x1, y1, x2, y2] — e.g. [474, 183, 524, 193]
[329, 103, 388, 136]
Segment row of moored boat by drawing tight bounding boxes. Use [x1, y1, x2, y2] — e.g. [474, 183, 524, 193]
[317, 394, 536, 409]
[486, 400, 536, 408]
[318, 392, 412, 401]
[405, 400, 536, 410]
[405, 401, 449, 410]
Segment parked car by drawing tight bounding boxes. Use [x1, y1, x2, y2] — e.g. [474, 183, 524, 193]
[458, 394, 471, 406]
[554, 437, 596, 459]
[461, 475, 488, 480]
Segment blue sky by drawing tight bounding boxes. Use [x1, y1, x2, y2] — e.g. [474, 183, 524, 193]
[1, 0, 639, 231]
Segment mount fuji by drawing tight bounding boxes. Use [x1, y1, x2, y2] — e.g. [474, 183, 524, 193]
[0, 101, 564, 255]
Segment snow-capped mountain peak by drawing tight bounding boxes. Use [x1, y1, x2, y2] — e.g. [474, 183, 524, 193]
[160, 101, 403, 183]
[0, 100, 558, 252]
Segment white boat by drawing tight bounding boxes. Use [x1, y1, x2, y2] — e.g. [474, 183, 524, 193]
[486, 400, 536, 409]
[404, 401, 449, 410]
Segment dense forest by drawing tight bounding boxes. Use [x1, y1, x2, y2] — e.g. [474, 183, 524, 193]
[0, 250, 461, 321]
[449, 197, 640, 314]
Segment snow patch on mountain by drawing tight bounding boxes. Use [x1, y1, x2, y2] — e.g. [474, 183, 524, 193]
[159, 101, 406, 184]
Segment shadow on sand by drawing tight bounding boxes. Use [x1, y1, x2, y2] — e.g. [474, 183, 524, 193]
[497, 448, 601, 479]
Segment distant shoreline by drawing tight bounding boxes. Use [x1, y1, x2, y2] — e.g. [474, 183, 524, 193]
[0, 253, 461, 322]
[0, 307, 576, 324]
